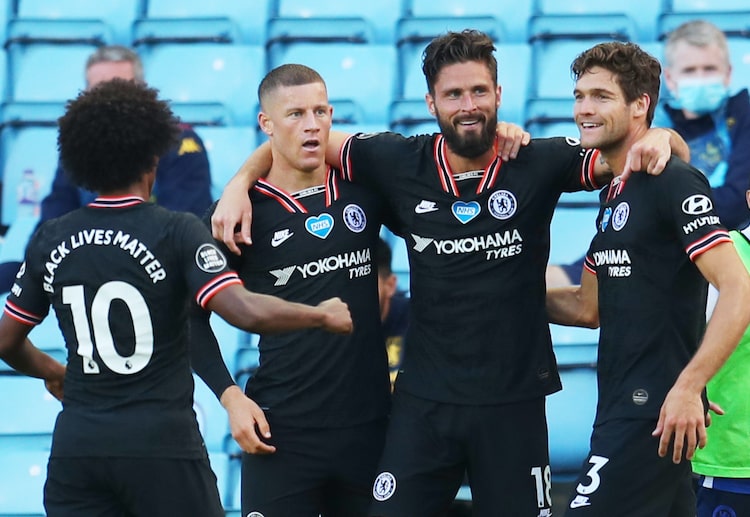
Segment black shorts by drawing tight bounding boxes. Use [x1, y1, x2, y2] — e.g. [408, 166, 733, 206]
[369, 391, 551, 517]
[565, 418, 694, 517]
[44, 456, 223, 517]
[242, 418, 387, 517]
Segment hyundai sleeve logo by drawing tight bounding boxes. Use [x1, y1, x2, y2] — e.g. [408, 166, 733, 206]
[681, 194, 713, 215]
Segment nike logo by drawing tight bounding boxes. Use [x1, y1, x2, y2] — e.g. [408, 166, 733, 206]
[569, 495, 591, 509]
[271, 229, 293, 247]
[414, 200, 439, 214]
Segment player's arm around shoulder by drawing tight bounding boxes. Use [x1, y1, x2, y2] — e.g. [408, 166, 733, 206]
[592, 127, 690, 182]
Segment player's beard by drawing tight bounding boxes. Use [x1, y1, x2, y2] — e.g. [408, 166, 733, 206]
[437, 109, 497, 159]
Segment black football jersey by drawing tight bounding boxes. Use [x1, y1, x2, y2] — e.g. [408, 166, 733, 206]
[220, 168, 390, 428]
[584, 158, 730, 423]
[340, 132, 600, 404]
[5, 198, 241, 458]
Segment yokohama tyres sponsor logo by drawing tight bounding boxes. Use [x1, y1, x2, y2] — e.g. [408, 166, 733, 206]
[412, 230, 522, 254]
[269, 248, 371, 286]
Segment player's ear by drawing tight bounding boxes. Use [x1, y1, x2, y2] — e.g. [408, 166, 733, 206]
[425, 93, 436, 117]
[258, 112, 273, 136]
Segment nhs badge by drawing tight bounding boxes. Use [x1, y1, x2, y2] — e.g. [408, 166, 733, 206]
[343, 204, 366, 233]
[612, 202, 630, 231]
[488, 190, 517, 220]
[601, 207, 612, 232]
[305, 213, 334, 239]
[451, 201, 481, 224]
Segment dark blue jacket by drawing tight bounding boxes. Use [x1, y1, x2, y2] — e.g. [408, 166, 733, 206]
[660, 89, 750, 229]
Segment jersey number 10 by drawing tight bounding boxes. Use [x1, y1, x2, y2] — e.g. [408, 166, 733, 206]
[63, 281, 154, 375]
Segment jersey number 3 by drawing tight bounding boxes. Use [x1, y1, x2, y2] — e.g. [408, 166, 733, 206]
[63, 281, 154, 375]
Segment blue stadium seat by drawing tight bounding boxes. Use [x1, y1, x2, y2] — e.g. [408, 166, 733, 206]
[497, 43, 531, 127]
[384, 234, 410, 293]
[389, 99, 438, 137]
[207, 450, 240, 512]
[403, 0, 534, 43]
[6, 18, 112, 49]
[140, 44, 265, 126]
[13, 0, 139, 45]
[0, 126, 59, 226]
[6, 44, 91, 104]
[396, 20, 503, 100]
[0, 0, 10, 48]
[133, 17, 241, 46]
[535, 0, 661, 42]
[0, 50, 6, 109]
[140, 0, 272, 45]
[547, 364, 598, 473]
[548, 323, 599, 474]
[0, 447, 48, 515]
[658, 10, 750, 40]
[666, 0, 750, 13]
[273, 0, 404, 44]
[525, 98, 577, 139]
[221, 439, 243, 512]
[270, 43, 396, 126]
[728, 37, 750, 95]
[0, 375, 60, 448]
[0, 213, 38, 264]
[530, 37, 621, 101]
[549, 206, 599, 265]
[233, 347, 259, 388]
[197, 126, 259, 200]
[207, 310, 252, 374]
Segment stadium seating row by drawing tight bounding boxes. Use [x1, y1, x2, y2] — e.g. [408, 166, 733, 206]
[1, 0, 749, 47]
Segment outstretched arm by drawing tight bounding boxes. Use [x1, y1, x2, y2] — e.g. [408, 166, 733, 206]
[206, 284, 352, 335]
[653, 241, 750, 463]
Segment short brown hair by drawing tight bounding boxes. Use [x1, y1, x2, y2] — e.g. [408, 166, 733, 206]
[571, 41, 661, 126]
[258, 64, 326, 109]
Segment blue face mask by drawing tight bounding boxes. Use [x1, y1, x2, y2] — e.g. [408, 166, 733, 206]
[674, 78, 729, 115]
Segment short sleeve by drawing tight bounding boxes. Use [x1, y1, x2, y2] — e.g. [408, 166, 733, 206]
[172, 214, 243, 309]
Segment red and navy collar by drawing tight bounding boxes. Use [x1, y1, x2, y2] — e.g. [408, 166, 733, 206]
[254, 166, 340, 214]
[88, 196, 145, 208]
[433, 135, 502, 197]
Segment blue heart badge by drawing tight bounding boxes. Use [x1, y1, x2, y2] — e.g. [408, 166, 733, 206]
[451, 201, 481, 224]
[305, 213, 335, 239]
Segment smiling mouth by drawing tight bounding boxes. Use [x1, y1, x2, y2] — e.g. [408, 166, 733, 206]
[579, 122, 602, 129]
[456, 117, 483, 128]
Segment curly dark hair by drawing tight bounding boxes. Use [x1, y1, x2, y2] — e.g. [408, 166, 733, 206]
[422, 30, 497, 95]
[571, 42, 661, 126]
[57, 78, 180, 193]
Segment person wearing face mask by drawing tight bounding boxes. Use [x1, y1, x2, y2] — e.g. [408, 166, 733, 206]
[546, 20, 750, 289]
[658, 19, 750, 230]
